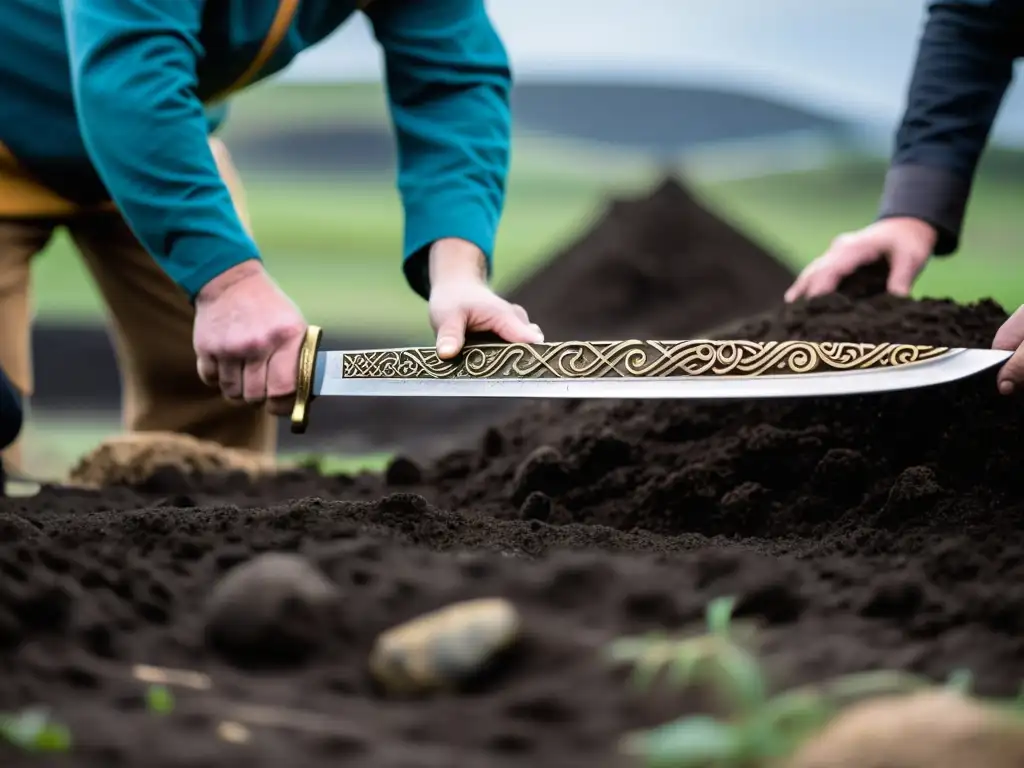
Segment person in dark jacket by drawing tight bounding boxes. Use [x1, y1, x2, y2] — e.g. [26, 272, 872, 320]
[784, 0, 1024, 394]
[0, 0, 543, 474]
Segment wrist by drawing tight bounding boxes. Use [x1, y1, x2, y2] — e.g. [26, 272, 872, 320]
[428, 238, 487, 288]
[195, 258, 264, 305]
[884, 216, 939, 252]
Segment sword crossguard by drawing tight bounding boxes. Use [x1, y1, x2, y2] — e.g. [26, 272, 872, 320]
[290, 324, 323, 435]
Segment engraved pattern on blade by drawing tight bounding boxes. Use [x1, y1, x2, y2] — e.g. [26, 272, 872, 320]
[340, 340, 952, 380]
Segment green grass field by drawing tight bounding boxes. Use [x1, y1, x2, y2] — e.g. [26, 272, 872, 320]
[15, 83, 1024, 479]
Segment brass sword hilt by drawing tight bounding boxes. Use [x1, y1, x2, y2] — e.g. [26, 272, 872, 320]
[290, 324, 323, 434]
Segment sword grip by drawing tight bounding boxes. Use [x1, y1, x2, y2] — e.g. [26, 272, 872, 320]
[290, 324, 323, 435]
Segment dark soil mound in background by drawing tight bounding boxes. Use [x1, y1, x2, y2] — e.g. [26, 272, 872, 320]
[3, 273, 1024, 766]
[505, 176, 795, 341]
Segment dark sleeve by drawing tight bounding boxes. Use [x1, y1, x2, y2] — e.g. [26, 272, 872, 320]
[878, 0, 1020, 255]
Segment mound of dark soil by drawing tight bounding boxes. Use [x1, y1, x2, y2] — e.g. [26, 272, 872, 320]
[504, 176, 796, 341]
[3, 273, 1024, 766]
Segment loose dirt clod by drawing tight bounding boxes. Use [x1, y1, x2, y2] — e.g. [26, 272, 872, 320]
[369, 598, 522, 695]
[787, 690, 1024, 768]
[204, 553, 341, 668]
[68, 431, 278, 488]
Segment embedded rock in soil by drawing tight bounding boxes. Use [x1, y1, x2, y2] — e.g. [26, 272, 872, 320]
[369, 598, 522, 695]
[204, 552, 341, 668]
[787, 690, 1024, 768]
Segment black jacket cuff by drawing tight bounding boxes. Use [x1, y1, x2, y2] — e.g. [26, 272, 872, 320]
[877, 163, 972, 256]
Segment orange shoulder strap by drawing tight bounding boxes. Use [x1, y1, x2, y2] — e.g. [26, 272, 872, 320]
[207, 0, 301, 104]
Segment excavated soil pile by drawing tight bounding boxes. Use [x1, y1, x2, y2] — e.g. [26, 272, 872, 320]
[504, 176, 796, 340]
[4, 270, 1024, 767]
[292, 175, 796, 455]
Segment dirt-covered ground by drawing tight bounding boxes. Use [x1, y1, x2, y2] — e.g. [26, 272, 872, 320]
[3, 182, 1024, 767]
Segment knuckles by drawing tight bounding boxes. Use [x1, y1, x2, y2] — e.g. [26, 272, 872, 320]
[199, 322, 303, 361]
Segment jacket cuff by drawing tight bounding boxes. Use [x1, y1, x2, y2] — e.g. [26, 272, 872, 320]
[401, 198, 498, 300]
[877, 163, 972, 256]
[169, 233, 263, 302]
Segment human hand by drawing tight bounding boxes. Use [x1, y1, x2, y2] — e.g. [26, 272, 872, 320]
[784, 217, 938, 302]
[427, 238, 544, 359]
[193, 260, 307, 414]
[992, 305, 1024, 396]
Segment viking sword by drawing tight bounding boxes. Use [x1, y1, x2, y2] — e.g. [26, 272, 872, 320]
[288, 326, 1011, 434]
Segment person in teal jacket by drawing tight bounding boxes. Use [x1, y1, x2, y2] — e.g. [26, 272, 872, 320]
[0, 0, 543, 468]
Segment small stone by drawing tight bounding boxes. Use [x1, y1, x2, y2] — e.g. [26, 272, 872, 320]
[217, 721, 251, 744]
[369, 598, 521, 695]
[385, 456, 422, 487]
[203, 553, 340, 668]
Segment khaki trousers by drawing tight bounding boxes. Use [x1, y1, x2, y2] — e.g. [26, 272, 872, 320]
[0, 138, 276, 473]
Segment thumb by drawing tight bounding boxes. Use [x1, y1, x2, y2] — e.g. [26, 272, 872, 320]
[993, 305, 1024, 351]
[993, 306, 1024, 395]
[435, 310, 467, 359]
[886, 249, 927, 296]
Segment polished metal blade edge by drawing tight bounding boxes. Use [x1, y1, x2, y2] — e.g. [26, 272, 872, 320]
[312, 348, 1011, 399]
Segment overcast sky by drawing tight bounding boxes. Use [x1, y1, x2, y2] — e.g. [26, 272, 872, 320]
[281, 0, 1024, 144]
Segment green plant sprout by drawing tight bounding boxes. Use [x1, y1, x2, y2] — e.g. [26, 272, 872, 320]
[606, 597, 1024, 767]
[146, 684, 175, 715]
[0, 706, 72, 753]
[606, 597, 765, 717]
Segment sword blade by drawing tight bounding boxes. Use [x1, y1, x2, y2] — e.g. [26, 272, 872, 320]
[310, 340, 1012, 400]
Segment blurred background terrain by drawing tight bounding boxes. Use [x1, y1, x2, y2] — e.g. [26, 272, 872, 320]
[20, 0, 1024, 477]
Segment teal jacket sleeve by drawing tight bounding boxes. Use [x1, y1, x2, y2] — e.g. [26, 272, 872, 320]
[60, 0, 259, 300]
[364, 0, 513, 299]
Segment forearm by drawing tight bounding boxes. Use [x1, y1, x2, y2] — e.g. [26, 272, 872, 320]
[365, 0, 512, 299]
[879, 0, 1019, 254]
[429, 238, 488, 286]
[63, 0, 258, 300]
